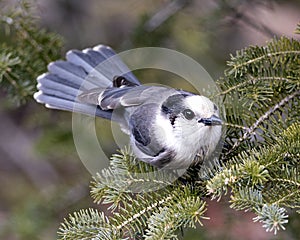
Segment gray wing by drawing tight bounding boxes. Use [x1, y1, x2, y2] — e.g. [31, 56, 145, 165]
[129, 103, 163, 156]
[129, 103, 176, 168]
[66, 45, 140, 87]
[79, 85, 179, 110]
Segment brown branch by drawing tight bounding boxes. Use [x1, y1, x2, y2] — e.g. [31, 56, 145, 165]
[144, 0, 190, 31]
[225, 90, 300, 156]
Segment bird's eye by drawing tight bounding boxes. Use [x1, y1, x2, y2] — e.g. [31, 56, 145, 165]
[182, 109, 195, 120]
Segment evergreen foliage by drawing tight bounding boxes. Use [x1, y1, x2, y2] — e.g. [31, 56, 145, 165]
[0, 1, 63, 105]
[59, 34, 300, 239]
[58, 149, 208, 239]
[2, 2, 299, 238]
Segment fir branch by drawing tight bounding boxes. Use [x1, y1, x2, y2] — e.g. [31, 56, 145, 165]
[89, 150, 186, 238]
[227, 50, 300, 77]
[108, 185, 206, 238]
[144, 207, 180, 240]
[272, 177, 300, 189]
[58, 33, 300, 239]
[206, 154, 270, 200]
[114, 195, 174, 233]
[216, 76, 295, 97]
[225, 37, 300, 77]
[208, 122, 300, 234]
[230, 187, 264, 211]
[228, 90, 300, 155]
[143, 196, 207, 240]
[253, 204, 289, 235]
[90, 149, 174, 210]
[63, 147, 209, 239]
[218, 37, 300, 158]
[223, 122, 250, 131]
[58, 208, 115, 240]
[0, 0, 63, 105]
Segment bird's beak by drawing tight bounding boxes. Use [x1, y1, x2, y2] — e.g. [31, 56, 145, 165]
[198, 115, 223, 126]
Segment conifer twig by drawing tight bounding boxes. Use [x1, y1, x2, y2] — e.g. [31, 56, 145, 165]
[227, 90, 300, 155]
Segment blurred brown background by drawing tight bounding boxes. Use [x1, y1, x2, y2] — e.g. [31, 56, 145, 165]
[0, 0, 299, 239]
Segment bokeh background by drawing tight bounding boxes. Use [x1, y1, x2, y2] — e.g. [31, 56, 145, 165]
[0, 0, 299, 239]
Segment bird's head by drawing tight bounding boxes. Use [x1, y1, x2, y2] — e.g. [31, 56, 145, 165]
[161, 94, 222, 137]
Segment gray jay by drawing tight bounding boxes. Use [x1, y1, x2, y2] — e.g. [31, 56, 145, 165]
[34, 45, 222, 169]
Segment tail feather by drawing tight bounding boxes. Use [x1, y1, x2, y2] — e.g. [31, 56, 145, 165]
[34, 92, 111, 118]
[34, 45, 140, 119]
[93, 45, 140, 84]
[37, 73, 82, 90]
[67, 49, 101, 69]
[48, 61, 101, 90]
[66, 49, 112, 87]
[37, 82, 79, 102]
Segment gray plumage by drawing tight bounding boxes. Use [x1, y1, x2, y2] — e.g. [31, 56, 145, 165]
[35, 45, 140, 119]
[34, 44, 222, 169]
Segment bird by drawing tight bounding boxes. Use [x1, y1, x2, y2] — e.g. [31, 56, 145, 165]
[34, 45, 222, 169]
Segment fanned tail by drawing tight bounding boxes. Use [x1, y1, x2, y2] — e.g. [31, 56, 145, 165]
[34, 45, 140, 119]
